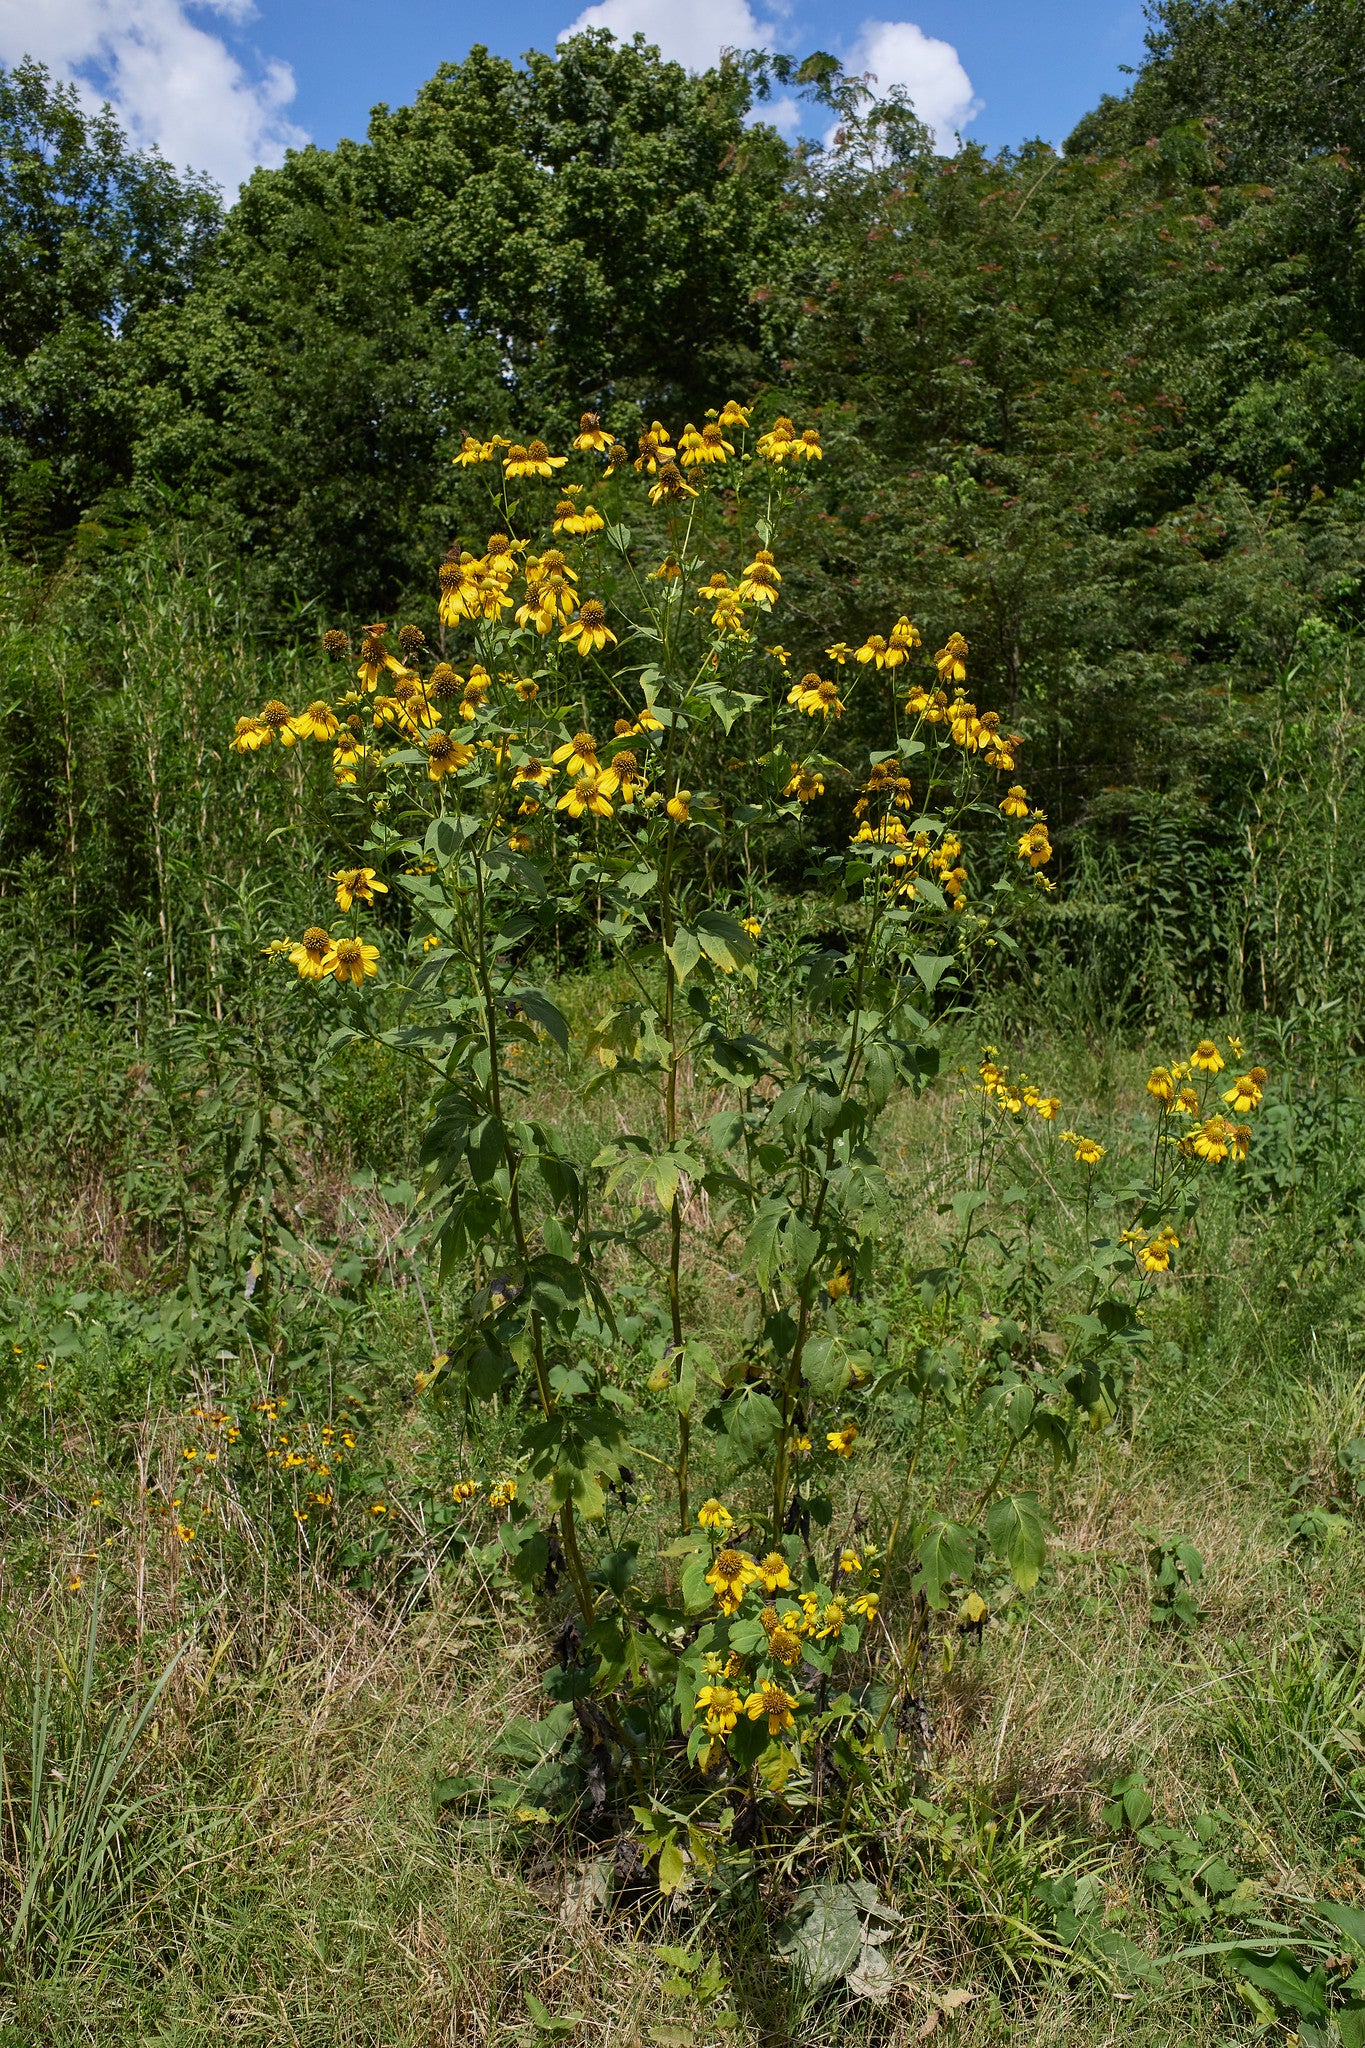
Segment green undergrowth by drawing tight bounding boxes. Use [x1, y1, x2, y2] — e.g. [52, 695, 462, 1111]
[2, 1019, 1365, 2044]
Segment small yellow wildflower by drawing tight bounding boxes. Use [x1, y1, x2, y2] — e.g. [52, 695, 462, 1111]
[331, 867, 388, 912]
[827, 1423, 859, 1458]
[695, 1683, 742, 1735]
[698, 1497, 733, 1530]
[756, 1551, 793, 1595]
[999, 785, 1030, 818]
[323, 937, 380, 987]
[1060, 1130, 1105, 1165]
[1191, 1039, 1226, 1074]
[745, 1683, 798, 1734]
[705, 1548, 759, 1616]
[289, 927, 333, 980]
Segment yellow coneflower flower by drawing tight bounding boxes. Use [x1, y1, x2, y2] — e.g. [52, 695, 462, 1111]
[756, 416, 796, 462]
[560, 599, 617, 656]
[1229, 1123, 1251, 1162]
[824, 642, 852, 666]
[553, 498, 605, 535]
[1222, 1067, 1266, 1113]
[999, 784, 1030, 818]
[1033, 1095, 1061, 1120]
[706, 1548, 760, 1616]
[426, 731, 475, 781]
[1017, 824, 1052, 869]
[1192, 1116, 1232, 1163]
[694, 1682, 742, 1735]
[256, 700, 297, 746]
[572, 412, 612, 453]
[697, 1497, 732, 1530]
[289, 927, 333, 979]
[556, 771, 614, 819]
[513, 756, 554, 791]
[756, 1551, 793, 1595]
[792, 427, 823, 461]
[855, 634, 889, 668]
[717, 399, 751, 429]
[648, 460, 699, 506]
[666, 790, 692, 823]
[1061, 1130, 1105, 1165]
[455, 434, 493, 466]
[504, 439, 567, 479]
[935, 632, 969, 684]
[323, 937, 380, 987]
[357, 626, 402, 692]
[598, 750, 645, 803]
[851, 1590, 879, 1619]
[827, 1423, 858, 1458]
[331, 735, 372, 784]
[634, 423, 675, 474]
[1191, 1039, 1226, 1074]
[1136, 1228, 1179, 1274]
[331, 867, 388, 912]
[1146, 1066, 1175, 1106]
[290, 700, 339, 741]
[786, 673, 844, 718]
[744, 1682, 798, 1734]
[737, 549, 781, 609]
[551, 732, 599, 777]
[230, 715, 269, 752]
[681, 421, 733, 467]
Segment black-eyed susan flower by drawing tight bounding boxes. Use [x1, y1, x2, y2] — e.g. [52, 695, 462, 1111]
[289, 927, 333, 979]
[426, 732, 475, 781]
[697, 1497, 732, 1530]
[706, 1548, 759, 1615]
[560, 599, 617, 656]
[648, 460, 698, 507]
[556, 771, 613, 819]
[572, 411, 611, 453]
[514, 755, 554, 789]
[744, 1682, 797, 1734]
[331, 867, 388, 912]
[324, 936, 380, 987]
[1191, 1039, 1226, 1074]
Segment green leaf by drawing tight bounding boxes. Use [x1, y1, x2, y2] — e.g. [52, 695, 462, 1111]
[524, 1990, 582, 2036]
[1230, 1949, 1329, 2021]
[695, 910, 756, 981]
[657, 1837, 688, 1894]
[773, 1882, 865, 1991]
[985, 1492, 1047, 1593]
[911, 953, 956, 996]
[665, 928, 703, 982]
[513, 986, 570, 1053]
[724, 1387, 782, 1458]
[916, 1517, 975, 1609]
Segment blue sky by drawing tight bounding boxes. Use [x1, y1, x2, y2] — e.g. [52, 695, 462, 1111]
[8, 0, 1150, 195]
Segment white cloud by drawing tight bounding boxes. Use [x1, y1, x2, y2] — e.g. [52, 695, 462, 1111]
[0, 0, 308, 195]
[842, 19, 980, 150]
[560, 0, 775, 72]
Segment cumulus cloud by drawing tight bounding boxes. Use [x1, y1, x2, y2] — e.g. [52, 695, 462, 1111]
[559, 0, 776, 72]
[0, 0, 308, 194]
[842, 19, 980, 150]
